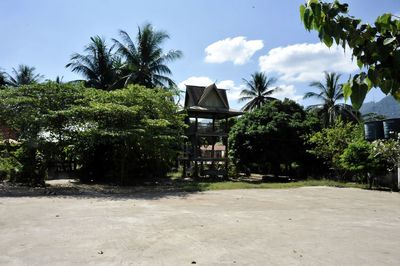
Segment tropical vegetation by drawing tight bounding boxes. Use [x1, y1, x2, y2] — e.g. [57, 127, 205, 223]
[304, 71, 359, 127]
[239, 72, 280, 111]
[66, 36, 121, 90]
[5, 64, 43, 87]
[229, 99, 319, 176]
[0, 83, 184, 185]
[300, 0, 400, 109]
[113, 23, 183, 88]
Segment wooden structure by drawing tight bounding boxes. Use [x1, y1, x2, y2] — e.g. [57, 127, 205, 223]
[180, 83, 243, 178]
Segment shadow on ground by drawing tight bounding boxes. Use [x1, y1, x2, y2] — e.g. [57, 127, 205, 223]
[0, 179, 206, 200]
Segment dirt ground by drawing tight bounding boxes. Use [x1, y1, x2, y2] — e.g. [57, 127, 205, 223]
[1, 185, 400, 265]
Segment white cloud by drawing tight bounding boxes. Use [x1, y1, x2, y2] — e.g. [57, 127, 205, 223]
[259, 43, 358, 83]
[272, 84, 302, 102]
[178, 76, 214, 90]
[216, 80, 246, 105]
[205, 36, 264, 65]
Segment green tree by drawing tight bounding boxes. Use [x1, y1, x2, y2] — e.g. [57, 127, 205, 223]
[0, 82, 184, 185]
[7, 65, 43, 87]
[339, 140, 376, 187]
[113, 23, 183, 88]
[300, 0, 400, 109]
[304, 71, 359, 127]
[229, 99, 319, 176]
[66, 36, 121, 90]
[239, 72, 280, 111]
[308, 120, 362, 171]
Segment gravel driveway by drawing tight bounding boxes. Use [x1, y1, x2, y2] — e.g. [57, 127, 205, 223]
[1, 186, 400, 265]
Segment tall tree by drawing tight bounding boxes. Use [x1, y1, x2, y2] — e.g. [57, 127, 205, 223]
[7, 65, 43, 87]
[66, 36, 120, 90]
[239, 72, 280, 111]
[304, 72, 359, 127]
[113, 23, 182, 88]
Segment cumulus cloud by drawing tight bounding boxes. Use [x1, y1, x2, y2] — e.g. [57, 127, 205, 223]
[178, 76, 213, 90]
[272, 84, 302, 102]
[205, 36, 264, 65]
[259, 43, 358, 83]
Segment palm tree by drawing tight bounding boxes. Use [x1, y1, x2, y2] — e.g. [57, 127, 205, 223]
[66, 36, 120, 90]
[7, 65, 43, 87]
[0, 70, 7, 86]
[113, 23, 182, 88]
[304, 71, 360, 127]
[239, 72, 280, 111]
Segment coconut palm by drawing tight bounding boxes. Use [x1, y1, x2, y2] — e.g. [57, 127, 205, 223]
[0, 70, 7, 86]
[7, 65, 43, 87]
[113, 23, 182, 88]
[239, 72, 280, 111]
[304, 71, 360, 127]
[66, 36, 121, 90]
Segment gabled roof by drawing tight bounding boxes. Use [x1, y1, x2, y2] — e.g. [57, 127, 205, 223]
[197, 84, 229, 109]
[184, 83, 229, 109]
[183, 83, 243, 118]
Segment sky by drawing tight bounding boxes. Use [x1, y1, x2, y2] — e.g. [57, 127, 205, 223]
[0, 0, 399, 110]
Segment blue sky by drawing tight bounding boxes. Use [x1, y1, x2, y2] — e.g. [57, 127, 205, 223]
[0, 0, 399, 109]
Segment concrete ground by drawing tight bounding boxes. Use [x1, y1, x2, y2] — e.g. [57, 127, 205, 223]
[1, 187, 400, 265]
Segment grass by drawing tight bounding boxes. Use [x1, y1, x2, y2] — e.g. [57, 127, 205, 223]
[176, 179, 368, 192]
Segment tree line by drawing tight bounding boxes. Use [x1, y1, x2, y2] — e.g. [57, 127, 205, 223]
[0, 23, 182, 90]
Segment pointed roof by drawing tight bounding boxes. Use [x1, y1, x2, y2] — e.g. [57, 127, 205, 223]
[183, 83, 243, 118]
[197, 84, 229, 109]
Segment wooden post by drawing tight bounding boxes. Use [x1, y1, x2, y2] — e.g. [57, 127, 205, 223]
[194, 116, 199, 178]
[225, 116, 229, 178]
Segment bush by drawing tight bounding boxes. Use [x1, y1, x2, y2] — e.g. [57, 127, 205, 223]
[339, 140, 377, 186]
[307, 120, 362, 172]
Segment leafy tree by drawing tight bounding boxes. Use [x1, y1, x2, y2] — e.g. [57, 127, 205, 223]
[0, 82, 184, 185]
[66, 36, 121, 90]
[229, 99, 319, 176]
[113, 23, 182, 88]
[300, 0, 400, 109]
[6, 65, 43, 87]
[339, 140, 377, 187]
[304, 71, 359, 127]
[0, 82, 85, 185]
[239, 72, 280, 111]
[308, 120, 362, 172]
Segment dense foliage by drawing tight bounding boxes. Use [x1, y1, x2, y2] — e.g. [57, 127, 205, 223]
[0, 83, 184, 185]
[229, 99, 319, 176]
[307, 120, 361, 170]
[300, 0, 400, 109]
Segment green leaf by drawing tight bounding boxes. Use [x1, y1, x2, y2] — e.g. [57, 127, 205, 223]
[300, 5, 306, 21]
[307, 0, 318, 5]
[303, 7, 312, 30]
[357, 59, 363, 69]
[342, 82, 352, 101]
[383, 37, 396, 45]
[350, 83, 368, 110]
[323, 34, 333, 47]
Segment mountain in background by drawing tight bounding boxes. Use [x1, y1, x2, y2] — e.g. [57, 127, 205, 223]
[360, 95, 400, 119]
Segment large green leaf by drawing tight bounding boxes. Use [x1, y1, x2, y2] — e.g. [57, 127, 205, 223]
[350, 83, 368, 110]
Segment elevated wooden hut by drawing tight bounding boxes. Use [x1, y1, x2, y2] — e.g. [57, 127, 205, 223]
[180, 83, 243, 178]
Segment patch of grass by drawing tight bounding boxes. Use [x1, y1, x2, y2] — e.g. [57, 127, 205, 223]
[177, 179, 368, 192]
